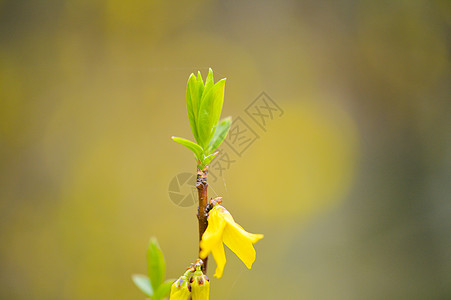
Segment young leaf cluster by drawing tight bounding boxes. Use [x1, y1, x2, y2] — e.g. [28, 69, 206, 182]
[132, 238, 174, 300]
[172, 69, 232, 169]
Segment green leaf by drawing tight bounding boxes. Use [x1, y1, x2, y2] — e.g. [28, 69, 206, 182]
[147, 238, 165, 293]
[195, 71, 205, 115]
[196, 71, 205, 96]
[205, 68, 214, 91]
[186, 74, 200, 143]
[197, 78, 226, 149]
[132, 274, 153, 297]
[171, 137, 203, 161]
[153, 279, 175, 300]
[202, 151, 219, 167]
[208, 117, 232, 154]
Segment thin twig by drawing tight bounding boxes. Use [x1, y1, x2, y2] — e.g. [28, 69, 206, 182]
[196, 166, 209, 273]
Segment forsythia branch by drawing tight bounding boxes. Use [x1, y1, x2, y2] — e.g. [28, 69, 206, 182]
[196, 166, 209, 273]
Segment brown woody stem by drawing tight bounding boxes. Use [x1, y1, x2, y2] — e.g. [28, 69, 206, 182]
[196, 166, 209, 273]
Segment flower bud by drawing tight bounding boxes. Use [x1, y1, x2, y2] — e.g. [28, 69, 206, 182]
[190, 265, 210, 300]
[170, 272, 191, 300]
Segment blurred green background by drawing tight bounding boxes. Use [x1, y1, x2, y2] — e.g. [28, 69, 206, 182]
[1, 0, 450, 299]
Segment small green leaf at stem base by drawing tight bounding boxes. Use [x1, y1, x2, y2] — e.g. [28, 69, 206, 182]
[147, 237, 166, 293]
[132, 274, 153, 297]
[154, 279, 175, 300]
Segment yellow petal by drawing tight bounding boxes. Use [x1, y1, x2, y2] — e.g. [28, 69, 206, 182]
[200, 206, 226, 258]
[219, 211, 263, 269]
[234, 222, 264, 244]
[222, 224, 258, 269]
[211, 241, 226, 278]
[222, 209, 264, 244]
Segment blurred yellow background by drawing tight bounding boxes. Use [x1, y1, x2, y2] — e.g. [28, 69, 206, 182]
[0, 0, 450, 299]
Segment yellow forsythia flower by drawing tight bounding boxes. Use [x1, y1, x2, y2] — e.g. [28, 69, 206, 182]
[191, 265, 210, 300]
[170, 272, 191, 300]
[200, 204, 264, 278]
